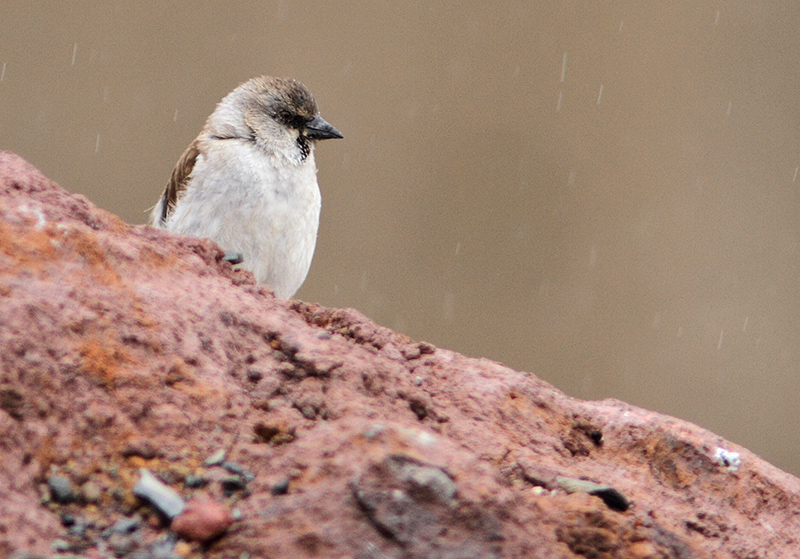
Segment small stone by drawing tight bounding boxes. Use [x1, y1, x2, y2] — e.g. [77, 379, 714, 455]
[555, 476, 631, 512]
[270, 478, 289, 495]
[184, 475, 206, 488]
[106, 531, 137, 556]
[204, 449, 226, 466]
[231, 508, 243, 520]
[221, 461, 245, 475]
[112, 516, 140, 534]
[287, 468, 303, 479]
[171, 498, 235, 543]
[221, 475, 247, 494]
[51, 539, 71, 552]
[397, 461, 457, 504]
[60, 512, 76, 527]
[81, 481, 102, 503]
[364, 424, 385, 439]
[67, 521, 86, 536]
[299, 405, 316, 419]
[48, 475, 76, 504]
[222, 461, 254, 482]
[133, 469, 185, 519]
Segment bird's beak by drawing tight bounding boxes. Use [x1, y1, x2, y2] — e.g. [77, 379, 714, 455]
[305, 115, 343, 140]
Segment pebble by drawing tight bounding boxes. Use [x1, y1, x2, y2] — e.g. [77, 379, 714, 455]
[287, 468, 303, 479]
[48, 475, 76, 504]
[106, 532, 137, 556]
[183, 475, 206, 488]
[270, 478, 290, 495]
[221, 475, 247, 495]
[112, 516, 140, 534]
[67, 522, 86, 536]
[364, 424, 385, 439]
[222, 461, 255, 481]
[555, 476, 631, 512]
[220, 461, 243, 475]
[81, 481, 102, 503]
[204, 449, 226, 466]
[51, 540, 71, 552]
[171, 498, 235, 543]
[133, 469, 185, 519]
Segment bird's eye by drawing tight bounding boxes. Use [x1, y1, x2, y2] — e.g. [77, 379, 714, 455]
[278, 109, 293, 122]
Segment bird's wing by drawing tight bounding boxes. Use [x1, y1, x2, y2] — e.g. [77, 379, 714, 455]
[158, 141, 201, 225]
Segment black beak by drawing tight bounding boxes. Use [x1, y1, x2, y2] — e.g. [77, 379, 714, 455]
[305, 115, 343, 140]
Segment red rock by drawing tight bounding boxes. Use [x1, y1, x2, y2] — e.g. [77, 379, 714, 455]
[0, 149, 799, 557]
[171, 498, 234, 542]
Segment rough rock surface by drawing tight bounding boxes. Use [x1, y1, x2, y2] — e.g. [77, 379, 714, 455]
[0, 149, 798, 558]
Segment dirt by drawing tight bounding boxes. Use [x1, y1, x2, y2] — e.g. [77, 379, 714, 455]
[1, 150, 797, 558]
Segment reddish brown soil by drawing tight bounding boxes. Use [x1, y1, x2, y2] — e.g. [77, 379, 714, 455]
[1, 150, 797, 558]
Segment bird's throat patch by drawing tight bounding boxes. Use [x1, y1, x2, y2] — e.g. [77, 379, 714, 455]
[297, 136, 310, 161]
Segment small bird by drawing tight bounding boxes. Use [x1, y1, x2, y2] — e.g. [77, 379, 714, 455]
[151, 75, 342, 298]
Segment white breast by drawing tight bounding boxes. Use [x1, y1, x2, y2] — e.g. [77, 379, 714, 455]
[164, 140, 321, 299]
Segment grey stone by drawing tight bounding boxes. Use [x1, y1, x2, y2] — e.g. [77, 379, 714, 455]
[132, 469, 185, 519]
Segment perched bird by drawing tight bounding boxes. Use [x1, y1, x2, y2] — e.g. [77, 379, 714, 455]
[151, 75, 343, 298]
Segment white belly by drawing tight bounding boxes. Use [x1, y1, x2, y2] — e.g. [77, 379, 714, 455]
[162, 141, 321, 299]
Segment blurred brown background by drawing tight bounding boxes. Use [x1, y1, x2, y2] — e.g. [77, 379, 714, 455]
[2, 2, 800, 475]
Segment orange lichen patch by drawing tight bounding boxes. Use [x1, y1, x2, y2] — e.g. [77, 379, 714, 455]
[117, 371, 161, 393]
[165, 359, 195, 386]
[499, 387, 546, 421]
[34, 436, 57, 476]
[78, 336, 133, 389]
[138, 244, 177, 268]
[61, 228, 123, 287]
[178, 380, 229, 405]
[0, 220, 58, 273]
[125, 456, 152, 469]
[129, 300, 160, 332]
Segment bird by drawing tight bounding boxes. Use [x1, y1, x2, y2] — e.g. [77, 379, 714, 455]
[150, 75, 343, 299]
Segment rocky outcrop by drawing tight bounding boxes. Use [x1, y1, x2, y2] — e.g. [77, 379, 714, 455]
[0, 150, 797, 558]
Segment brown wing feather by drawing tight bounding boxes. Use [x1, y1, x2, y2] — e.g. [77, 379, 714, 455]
[159, 141, 200, 225]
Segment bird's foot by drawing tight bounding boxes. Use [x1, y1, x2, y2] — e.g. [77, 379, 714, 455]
[223, 250, 244, 265]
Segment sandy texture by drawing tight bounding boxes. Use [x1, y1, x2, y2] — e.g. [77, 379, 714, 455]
[0, 150, 797, 558]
